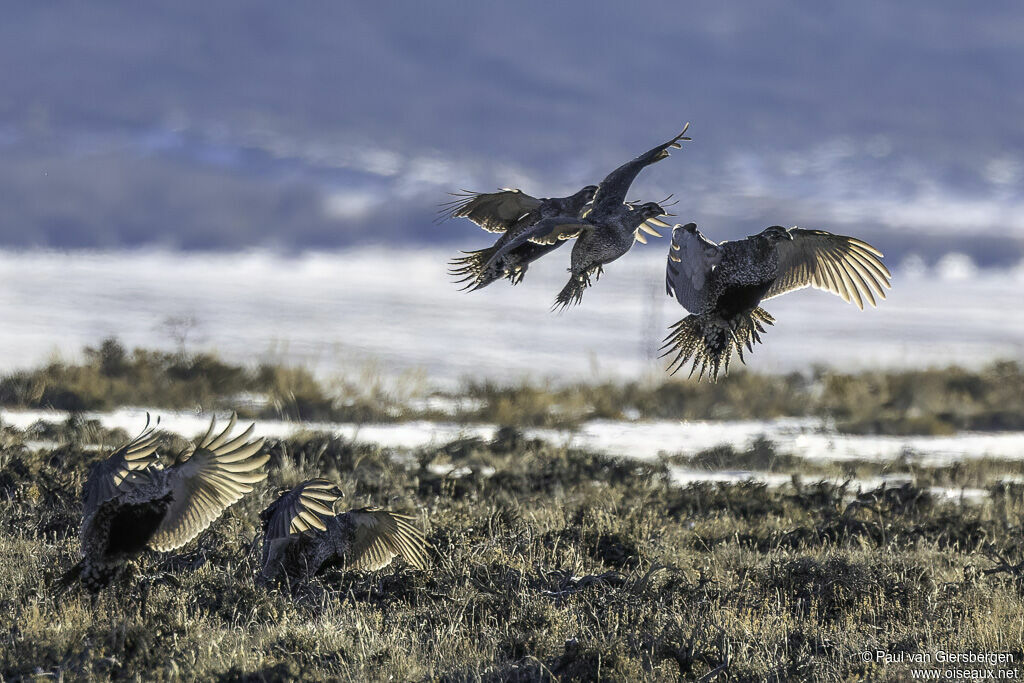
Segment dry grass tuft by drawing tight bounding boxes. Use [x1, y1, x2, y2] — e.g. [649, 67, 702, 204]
[2, 421, 1023, 680]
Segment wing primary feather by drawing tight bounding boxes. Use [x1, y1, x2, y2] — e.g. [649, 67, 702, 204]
[205, 413, 238, 450]
[216, 424, 256, 453]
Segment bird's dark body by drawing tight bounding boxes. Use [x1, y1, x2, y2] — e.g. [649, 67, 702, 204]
[687, 234, 778, 316]
[270, 532, 319, 584]
[555, 205, 665, 308]
[262, 515, 359, 584]
[105, 494, 172, 557]
[714, 281, 773, 318]
[552, 128, 691, 307]
[66, 469, 170, 593]
[505, 241, 563, 278]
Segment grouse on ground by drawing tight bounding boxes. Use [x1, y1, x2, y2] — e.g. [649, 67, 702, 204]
[59, 414, 268, 593]
[259, 478, 429, 586]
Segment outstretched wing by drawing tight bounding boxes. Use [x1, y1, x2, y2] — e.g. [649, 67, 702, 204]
[342, 508, 430, 571]
[261, 478, 344, 540]
[765, 229, 891, 309]
[148, 414, 269, 552]
[481, 215, 593, 274]
[82, 414, 161, 514]
[665, 223, 721, 312]
[591, 125, 690, 211]
[437, 189, 543, 232]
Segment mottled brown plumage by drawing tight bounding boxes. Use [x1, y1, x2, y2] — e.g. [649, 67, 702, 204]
[60, 414, 268, 593]
[259, 478, 429, 586]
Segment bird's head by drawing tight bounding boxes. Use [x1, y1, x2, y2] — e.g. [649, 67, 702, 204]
[636, 202, 667, 220]
[761, 225, 793, 242]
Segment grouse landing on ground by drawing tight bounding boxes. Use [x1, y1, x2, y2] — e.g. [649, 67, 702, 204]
[59, 414, 268, 594]
[662, 223, 891, 381]
[258, 478, 430, 587]
[443, 186, 598, 290]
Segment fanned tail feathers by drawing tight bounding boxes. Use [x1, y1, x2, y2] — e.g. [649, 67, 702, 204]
[448, 247, 517, 291]
[660, 308, 775, 381]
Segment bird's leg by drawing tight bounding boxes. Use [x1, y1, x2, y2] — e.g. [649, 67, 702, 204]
[139, 573, 151, 621]
[502, 255, 522, 282]
[135, 558, 182, 620]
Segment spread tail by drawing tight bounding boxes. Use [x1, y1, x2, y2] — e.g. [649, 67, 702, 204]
[660, 307, 775, 381]
[448, 247, 504, 291]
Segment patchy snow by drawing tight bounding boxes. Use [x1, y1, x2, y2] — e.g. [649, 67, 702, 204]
[4, 408, 1024, 468]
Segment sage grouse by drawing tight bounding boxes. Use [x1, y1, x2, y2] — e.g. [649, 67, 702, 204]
[443, 185, 598, 290]
[477, 126, 690, 309]
[59, 414, 268, 593]
[662, 223, 891, 381]
[259, 479, 429, 585]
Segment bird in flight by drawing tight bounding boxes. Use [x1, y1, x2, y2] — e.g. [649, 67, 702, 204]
[662, 223, 891, 381]
[59, 414, 268, 593]
[258, 478, 429, 586]
[442, 186, 598, 290]
[475, 125, 689, 309]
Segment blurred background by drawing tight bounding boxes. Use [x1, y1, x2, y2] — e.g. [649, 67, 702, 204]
[1, 1, 1022, 383]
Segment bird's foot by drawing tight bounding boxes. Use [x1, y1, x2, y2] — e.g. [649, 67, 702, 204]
[553, 271, 592, 310]
[507, 265, 527, 286]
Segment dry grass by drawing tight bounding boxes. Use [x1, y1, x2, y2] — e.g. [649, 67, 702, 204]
[2, 420, 1024, 681]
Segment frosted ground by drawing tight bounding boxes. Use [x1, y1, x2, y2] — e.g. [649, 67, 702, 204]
[4, 406, 1023, 505]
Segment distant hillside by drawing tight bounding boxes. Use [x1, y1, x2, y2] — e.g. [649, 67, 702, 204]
[1, 1, 1022, 264]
